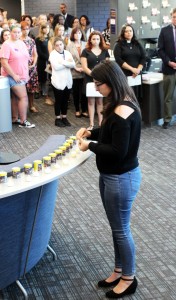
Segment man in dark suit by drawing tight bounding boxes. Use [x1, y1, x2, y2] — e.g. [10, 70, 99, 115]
[59, 3, 74, 29]
[158, 8, 176, 129]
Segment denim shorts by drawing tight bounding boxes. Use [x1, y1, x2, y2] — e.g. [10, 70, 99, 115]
[8, 76, 27, 88]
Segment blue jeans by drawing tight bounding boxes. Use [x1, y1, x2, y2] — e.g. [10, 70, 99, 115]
[99, 167, 142, 276]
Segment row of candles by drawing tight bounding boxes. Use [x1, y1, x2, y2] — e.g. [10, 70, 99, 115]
[0, 135, 80, 184]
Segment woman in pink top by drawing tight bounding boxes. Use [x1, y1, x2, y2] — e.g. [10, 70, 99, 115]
[0, 23, 35, 128]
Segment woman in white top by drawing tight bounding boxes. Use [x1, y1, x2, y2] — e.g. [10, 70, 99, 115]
[49, 37, 75, 127]
[79, 15, 94, 42]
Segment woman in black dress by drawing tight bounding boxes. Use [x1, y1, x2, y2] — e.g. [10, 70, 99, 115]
[35, 23, 53, 105]
[81, 31, 109, 129]
[113, 24, 146, 101]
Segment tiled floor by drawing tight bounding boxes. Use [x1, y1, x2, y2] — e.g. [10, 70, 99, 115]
[0, 95, 176, 299]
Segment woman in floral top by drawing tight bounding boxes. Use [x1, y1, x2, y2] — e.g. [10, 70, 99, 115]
[21, 21, 39, 112]
[102, 18, 111, 49]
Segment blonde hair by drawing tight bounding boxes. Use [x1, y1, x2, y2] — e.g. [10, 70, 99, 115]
[54, 24, 65, 37]
[49, 24, 67, 49]
[32, 16, 38, 26]
[8, 18, 17, 27]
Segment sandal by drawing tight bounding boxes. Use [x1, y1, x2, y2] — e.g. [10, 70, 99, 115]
[87, 125, 94, 130]
[30, 106, 38, 113]
[81, 112, 89, 118]
[45, 97, 54, 106]
[75, 112, 81, 118]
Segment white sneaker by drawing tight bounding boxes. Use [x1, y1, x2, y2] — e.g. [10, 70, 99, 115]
[19, 120, 35, 128]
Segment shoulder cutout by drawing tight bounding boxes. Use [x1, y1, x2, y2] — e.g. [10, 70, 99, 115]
[114, 105, 134, 119]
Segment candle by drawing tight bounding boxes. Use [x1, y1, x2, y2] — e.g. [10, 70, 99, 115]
[70, 151, 77, 158]
[62, 158, 69, 165]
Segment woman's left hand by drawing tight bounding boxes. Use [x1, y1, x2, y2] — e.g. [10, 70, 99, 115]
[29, 64, 35, 69]
[78, 138, 90, 152]
[136, 67, 142, 74]
[132, 67, 141, 77]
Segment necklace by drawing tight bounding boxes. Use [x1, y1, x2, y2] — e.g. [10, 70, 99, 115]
[127, 40, 132, 49]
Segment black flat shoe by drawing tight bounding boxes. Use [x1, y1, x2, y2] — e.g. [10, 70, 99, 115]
[106, 276, 138, 298]
[98, 270, 121, 288]
[62, 118, 71, 127]
[55, 119, 65, 127]
[162, 121, 170, 129]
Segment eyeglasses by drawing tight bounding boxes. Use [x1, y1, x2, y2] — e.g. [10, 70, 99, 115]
[94, 82, 104, 87]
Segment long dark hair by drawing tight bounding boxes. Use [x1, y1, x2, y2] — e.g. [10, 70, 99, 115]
[117, 23, 139, 45]
[70, 26, 85, 42]
[91, 60, 141, 122]
[0, 29, 10, 43]
[52, 14, 68, 30]
[79, 15, 90, 26]
[21, 14, 33, 27]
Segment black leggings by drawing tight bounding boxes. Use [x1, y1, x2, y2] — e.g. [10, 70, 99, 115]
[52, 85, 71, 116]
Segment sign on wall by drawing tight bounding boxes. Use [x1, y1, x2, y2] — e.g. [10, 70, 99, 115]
[110, 9, 117, 35]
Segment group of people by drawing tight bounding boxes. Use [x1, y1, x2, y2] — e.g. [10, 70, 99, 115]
[0, 3, 111, 129]
[1, 2, 176, 298]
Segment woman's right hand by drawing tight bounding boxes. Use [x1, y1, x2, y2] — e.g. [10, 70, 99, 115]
[75, 67, 83, 73]
[168, 61, 176, 69]
[13, 74, 21, 83]
[76, 128, 91, 139]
